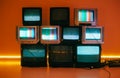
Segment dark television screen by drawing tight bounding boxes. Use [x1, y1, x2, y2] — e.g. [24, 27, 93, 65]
[50, 7, 70, 26]
[62, 27, 80, 40]
[77, 45, 100, 63]
[22, 7, 42, 26]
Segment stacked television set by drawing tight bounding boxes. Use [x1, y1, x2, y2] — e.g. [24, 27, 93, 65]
[16, 7, 104, 68]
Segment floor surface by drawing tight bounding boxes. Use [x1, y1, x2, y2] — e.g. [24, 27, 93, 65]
[0, 60, 120, 78]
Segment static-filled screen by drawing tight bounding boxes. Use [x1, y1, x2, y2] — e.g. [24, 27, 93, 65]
[78, 10, 94, 22]
[19, 28, 35, 39]
[41, 28, 58, 40]
[23, 49, 45, 58]
[63, 28, 79, 40]
[85, 28, 101, 40]
[24, 9, 40, 21]
[77, 46, 100, 63]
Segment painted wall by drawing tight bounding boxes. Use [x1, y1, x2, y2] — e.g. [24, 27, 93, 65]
[0, 0, 120, 56]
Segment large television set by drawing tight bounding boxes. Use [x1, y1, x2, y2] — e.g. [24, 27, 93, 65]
[49, 44, 74, 67]
[82, 26, 104, 44]
[21, 44, 47, 67]
[40, 26, 60, 44]
[50, 7, 70, 26]
[74, 8, 97, 26]
[17, 26, 39, 44]
[75, 44, 101, 68]
[61, 26, 82, 44]
[22, 7, 42, 26]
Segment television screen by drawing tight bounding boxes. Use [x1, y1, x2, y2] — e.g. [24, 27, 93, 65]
[17, 26, 39, 44]
[82, 26, 104, 44]
[77, 45, 100, 63]
[78, 10, 94, 22]
[74, 8, 97, 26]
[40, 26, 60, 44]
[22, 7, 42, 26]
[49, 44, 74, 67]
[50, 7, 70, 26]
[19, 27, 35, 39]
[62, 27, 80, 40]
[23, 49, 45, 58]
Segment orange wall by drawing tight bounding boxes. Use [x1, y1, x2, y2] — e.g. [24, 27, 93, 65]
[0, 0, 120, 56]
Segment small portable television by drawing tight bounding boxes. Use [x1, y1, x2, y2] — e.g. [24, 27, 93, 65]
[74, 8, 97, 26]
[40, 26, 60, 44]
[21, 44, 47, 67]
[17, 26, 39, 44]
[82, 26, 104, 44]
[50, 7, 70, 26]
[61, 26, 82, 44]
[22, 7, 42, 26]
[75, 44, 101, 68]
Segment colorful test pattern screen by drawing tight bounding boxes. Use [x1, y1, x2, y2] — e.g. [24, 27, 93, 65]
[77, 46, 100, 62]
[41, 27, 58, 40]
[78, 10, 94, 22]
[24, 9, 40, 21]
[19, 27, 35, 39]
[63, 27, 79, 40]
[85, 28, 101, 40]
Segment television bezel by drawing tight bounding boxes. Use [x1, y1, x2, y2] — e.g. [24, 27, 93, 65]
[17, 26, 39, 44]
[22, 7, 42, 26]
[74, 8, 97, 26]
[49, 44, 75, 67]
[50, 7, 70, 26]
[75, 44, 101, 68]
[40, 25, 61, 44]
[21, 44, 47, 67]
[82, 26, 104, 44]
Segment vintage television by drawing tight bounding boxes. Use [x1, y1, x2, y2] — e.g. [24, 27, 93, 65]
[21, 44, 47, 67]
[17, 26, 39, 44]
[74, 8, 97, 26]
[22, 7, 42, 26]
[50, 7, 70, 26]
[40, 26, 60, 44]
[61, 26, 82, 44]
[49, 44, 74, 67]
[75, 44, 101, 68]
[82, 26, 104, 44]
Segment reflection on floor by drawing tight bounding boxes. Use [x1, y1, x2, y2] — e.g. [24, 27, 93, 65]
[0, 60, 120, 78]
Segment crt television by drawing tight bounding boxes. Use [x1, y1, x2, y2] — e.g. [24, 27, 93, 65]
[82, 26, 104, 44]
[22, 7, 42, 26]
[74, 8, 97, 26]
[61, 26, 82, 44]
[40, 26, 60, 44]
[17, 26, 39, 44]
[49, 44, 74, 67]
[50, 7, 70, 26]
[21, 44, 47, 67]
[75, 44, 101, 68]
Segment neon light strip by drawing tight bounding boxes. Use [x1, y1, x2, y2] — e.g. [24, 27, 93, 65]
[0, 56, 21, 59]
[0, 55, 120, 59]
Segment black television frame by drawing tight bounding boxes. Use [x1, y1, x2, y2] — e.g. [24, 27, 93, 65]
[49, 44, 75, 67]
[22, 7, 42, 26]
[75, 44, 101, 68]
[21, 44, 47, 67]
[50, 7, 70, 26]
